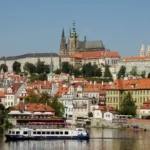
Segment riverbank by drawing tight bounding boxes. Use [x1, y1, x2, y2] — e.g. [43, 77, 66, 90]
[90, 118, 150, 130]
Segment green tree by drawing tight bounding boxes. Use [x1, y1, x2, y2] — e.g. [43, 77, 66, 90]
[24, 62, 36, 74]
[117, 66, 126, 79]
[119, 92, 137, 117]
[49, 95, 64, 117]
[38, 73, 47, 81]
[54, 68, 61, 74]
[24, 90, 39, 103]
[141, 70, 146, 78]
[12, 61, 21, 74]
[61, 62, 71, 74]
[148, 73, 150, 78]
[104, 65, 112, 78]
[130, 66, 137, 76]
[36, 58, 45, 74]
[0, 64, 8, 72]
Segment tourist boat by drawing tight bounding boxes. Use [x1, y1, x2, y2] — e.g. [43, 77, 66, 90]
[5, 128, 89, 141]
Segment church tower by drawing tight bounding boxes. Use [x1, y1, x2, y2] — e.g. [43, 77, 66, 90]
[68, 21, 78, 55]
[140, 43, 145, 57]
[147, 45, 150, 56]
[60, 28, 67, 55]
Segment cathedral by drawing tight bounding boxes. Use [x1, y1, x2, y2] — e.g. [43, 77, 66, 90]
[60, 21, 105, 55]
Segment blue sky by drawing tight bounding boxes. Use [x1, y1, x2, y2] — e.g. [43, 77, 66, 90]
[0, 0, 150, 57]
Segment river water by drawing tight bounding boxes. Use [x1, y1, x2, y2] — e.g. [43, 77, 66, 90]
[0, 128, 150, 150]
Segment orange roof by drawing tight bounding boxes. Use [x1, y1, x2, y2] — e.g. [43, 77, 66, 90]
[74, 78, 84, 81]
[121, 56, 150, 61]
[100, 106, 116, 111]
[141, 99, 150, 109]
[0, 91, 5, 97]
[13, 103, 55, 112]
[106, 78, 150, 90]
[71, 51, 120, 59]
[56, 87, 69, 96]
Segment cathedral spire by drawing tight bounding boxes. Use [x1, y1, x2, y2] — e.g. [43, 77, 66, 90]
[61, 28, 65, 39]
[140, 43, 145, 57]
[84, 30, 86, 42]
[147, 45, 150, 56]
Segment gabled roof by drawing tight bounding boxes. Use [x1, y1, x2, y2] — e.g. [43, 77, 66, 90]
[12, 102, 55, 112]
[141, 99, 150, 109]
[106, 78, 150, 90]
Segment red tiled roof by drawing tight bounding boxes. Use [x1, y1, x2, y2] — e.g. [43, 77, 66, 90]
[12, 103, 55, 112]
[100, 106, 116, 111]
[140, 99, 150, 109]
[70, 51, 120, 59]
[0, 91, 5, 97]
[106, 78, 150, 90]
[56, 87, 69, 96]
[121, 56, 150, 61]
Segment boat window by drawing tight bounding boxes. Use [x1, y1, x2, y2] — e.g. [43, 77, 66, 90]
[42, 131, 45, 134]
[65, 131, 68, 135]
[56, 131, 59, 135]
[60, 131, 63, 134]
[23, 131, 28, 135]
[51, 131, 54, 134]
[12, 131, 15, 134]
[37, 131, 41, 135]
[16, 131, 20, 135]
[9, 131, 11, 134]
[33, 131, 36, 134]
[47, 131, 50, 134]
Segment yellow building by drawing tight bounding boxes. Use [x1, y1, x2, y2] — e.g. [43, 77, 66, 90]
[106, 78, 150, 112]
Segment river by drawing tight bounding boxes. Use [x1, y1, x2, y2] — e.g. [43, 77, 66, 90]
[0, 128, 150, 150]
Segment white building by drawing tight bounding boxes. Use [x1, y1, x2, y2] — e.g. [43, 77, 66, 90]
[116, 44, 150, 77]
[0, 53, 60, 72]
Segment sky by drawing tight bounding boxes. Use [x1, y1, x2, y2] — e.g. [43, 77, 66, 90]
[0, 0, 150, 57]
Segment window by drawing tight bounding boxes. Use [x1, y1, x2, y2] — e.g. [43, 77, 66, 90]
[37, 131, 41, 135]
[51, 131, 54, 134]
[16, 131, 20, 135]
[56, 131, 59, 135]
[12, 131, 15, 134]
[11, 102, 13, 106]
[65, 131, 68, 135]
[33, 131, 36, 134]
[47, 131, 50, 134]
[42, 131, 45, 134]
[9, 131, 11, 134]
[60, 131, 63, 135]
[23, 131, 28, 134]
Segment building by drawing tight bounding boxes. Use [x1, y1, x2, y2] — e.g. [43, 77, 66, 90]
[0, 53, 60, 72]
[72, 97, 92, 125]
[5, 83, 25, 108]
[106, 78, 150, 112]
[0, 91, 5, 105]
[139, 99, 150, 119]
[60, 21, 105, 56]
[116, 44, 150, 76]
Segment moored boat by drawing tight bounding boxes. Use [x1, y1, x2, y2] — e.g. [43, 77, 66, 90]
[5, 128, 89, 141]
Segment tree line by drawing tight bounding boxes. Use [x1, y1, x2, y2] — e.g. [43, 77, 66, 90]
[59, 62, 113, 82]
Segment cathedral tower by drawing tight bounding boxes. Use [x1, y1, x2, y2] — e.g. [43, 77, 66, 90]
[140, 43, 145, 57]
[60, 28, 67, 55]
[68, 21, 78, 55]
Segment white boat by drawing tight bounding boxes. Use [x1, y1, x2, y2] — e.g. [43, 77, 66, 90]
[5, 128, 89, 141]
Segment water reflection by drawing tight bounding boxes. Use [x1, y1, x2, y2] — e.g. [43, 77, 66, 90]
[1, 129, 150, 150]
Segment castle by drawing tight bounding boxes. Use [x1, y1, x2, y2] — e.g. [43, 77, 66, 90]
[60, 21, 105, 55]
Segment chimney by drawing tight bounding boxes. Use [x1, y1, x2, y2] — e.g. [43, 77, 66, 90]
[90, 81, 92, 84]
[94, 81, 96, 85]
[44, 80, 46, 85]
